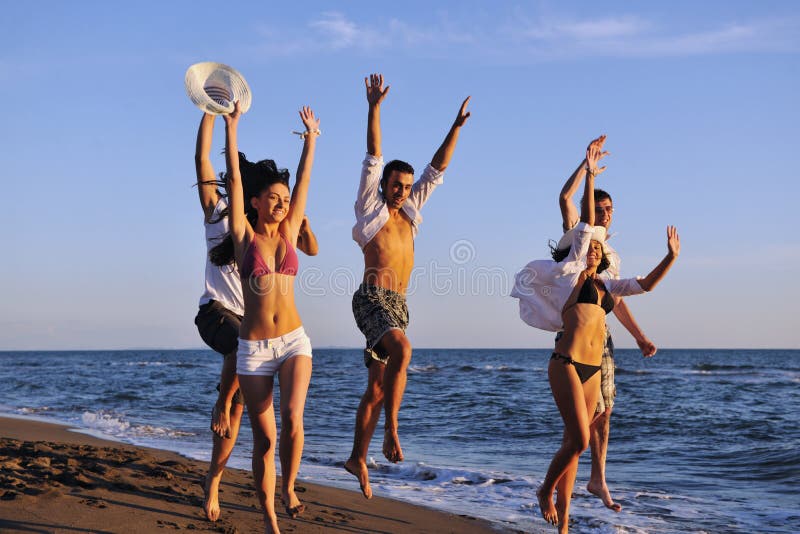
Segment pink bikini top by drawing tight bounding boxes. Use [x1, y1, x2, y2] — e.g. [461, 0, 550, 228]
[240, 233, 299, 278]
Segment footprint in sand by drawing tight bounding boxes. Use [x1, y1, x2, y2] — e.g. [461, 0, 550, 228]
[149, 468, 174, 480]
[330, 510, 356, 522]
[79, 498, 107, 509]
[27, 456, 52, 469]
[84, 461, 108, 475]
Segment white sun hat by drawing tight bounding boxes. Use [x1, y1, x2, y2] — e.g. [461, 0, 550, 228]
[185, 62, 252, 115]
[556, 224, 607, 252]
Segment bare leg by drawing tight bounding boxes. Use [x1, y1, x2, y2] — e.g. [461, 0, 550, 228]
[587, 407, 621, 511]
[554, 374, 600, 533]
[204, 400, 244, 521]
[345, 362, 385, 499]
[278, 355, 312, 517]
[554, 455, 579, 534]
[239, 374, 280, 533]
[378, 330, 412, 463]
[211, 351, 240, 438]
[538, 360, 596, 527]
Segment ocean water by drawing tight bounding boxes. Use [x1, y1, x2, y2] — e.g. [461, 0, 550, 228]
[1, 348, 798, 533]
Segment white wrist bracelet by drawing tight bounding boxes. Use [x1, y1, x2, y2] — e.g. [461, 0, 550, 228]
[291, 128, 321, 139]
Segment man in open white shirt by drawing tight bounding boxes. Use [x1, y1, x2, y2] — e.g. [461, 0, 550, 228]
[344, 74, 470, 499]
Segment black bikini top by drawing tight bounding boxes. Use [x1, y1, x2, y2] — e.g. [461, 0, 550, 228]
[577, 277, 615, 314]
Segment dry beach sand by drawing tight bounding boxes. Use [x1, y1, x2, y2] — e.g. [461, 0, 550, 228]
[0, 416, 505, 533]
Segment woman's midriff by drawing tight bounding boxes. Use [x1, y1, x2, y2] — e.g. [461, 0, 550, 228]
[240, 274, 302, 339]
[556, 304, 607, 366]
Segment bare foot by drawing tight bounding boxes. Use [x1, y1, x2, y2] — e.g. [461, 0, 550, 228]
[382, 429, 404, 463]
[210, 404, 231, 439]
[344, 457, 373, 499]
[203, 473, 220, 522]
[586, 480, 622, 512]
[537, 486, 558, 525]
[281, 489, 306, 519]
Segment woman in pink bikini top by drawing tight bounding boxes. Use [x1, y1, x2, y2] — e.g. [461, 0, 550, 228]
[220, 100, 320, 532]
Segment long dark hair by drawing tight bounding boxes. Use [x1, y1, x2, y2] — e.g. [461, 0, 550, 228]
[209, 152, 290, 266]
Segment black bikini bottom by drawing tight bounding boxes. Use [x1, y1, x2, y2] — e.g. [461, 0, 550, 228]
[551, 352, 601, 384]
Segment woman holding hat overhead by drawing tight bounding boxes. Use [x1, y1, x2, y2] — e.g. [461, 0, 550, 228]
[511, 139, 680, 532]
[215, 100, 319, 532]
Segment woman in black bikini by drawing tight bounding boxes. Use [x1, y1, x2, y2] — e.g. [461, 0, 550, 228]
[535, 140, 681, 532]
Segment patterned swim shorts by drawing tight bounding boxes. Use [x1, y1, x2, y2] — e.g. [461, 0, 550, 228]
[352, 283, 409, 367]
[596, 332, 616, 414]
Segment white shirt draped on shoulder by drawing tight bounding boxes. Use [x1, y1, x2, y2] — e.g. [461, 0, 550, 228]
[511, 222, 643, 332]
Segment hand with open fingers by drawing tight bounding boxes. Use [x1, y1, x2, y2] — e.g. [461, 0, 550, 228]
[365, 73, 390, 107]
[454, 96, 471, 127]
[585, 134, 607, 175]
[299, 106, 320, 133]
[586, 134, 610, 176]
[667, 226, 681, 257]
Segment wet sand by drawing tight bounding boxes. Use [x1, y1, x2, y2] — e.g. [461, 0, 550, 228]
[0, 416, 505, 533]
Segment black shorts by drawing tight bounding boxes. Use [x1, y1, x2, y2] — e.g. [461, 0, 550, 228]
[195, 300, 242, 357]
[195, 300, 244, 405]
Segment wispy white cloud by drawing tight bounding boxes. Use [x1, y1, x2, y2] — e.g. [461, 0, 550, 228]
[310, 12, 359, 48]
[638, 23, 769, 56]
[506, 15, 799, 59]
[309, 12, 388, 50]
[253, 11, 438, 56]
[250, 11, 800, 61]
[252, 11, 468, 57]
[521, 15, 650, 41]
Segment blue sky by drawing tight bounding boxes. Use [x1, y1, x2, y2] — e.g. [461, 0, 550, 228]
[1, 1, 798, 349]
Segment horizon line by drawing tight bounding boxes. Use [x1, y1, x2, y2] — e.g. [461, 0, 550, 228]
[0, 346, 798, 352]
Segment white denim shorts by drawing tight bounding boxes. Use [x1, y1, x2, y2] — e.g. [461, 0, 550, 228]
[237, 326, 312, 376]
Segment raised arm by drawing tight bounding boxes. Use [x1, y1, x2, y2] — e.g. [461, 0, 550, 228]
[612, 298, 657, 357]
[580, 136, 608, 225]
[637, 226, 681, 292]
[223, 102, 247, 245]
[365, 73, 389, 157]
[430, 97, 471, 172]
[296, 216, 319, 256]
[195, 113, 220, 221]
[285, 107, 320, 242]
[560, 135, 608, 231]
